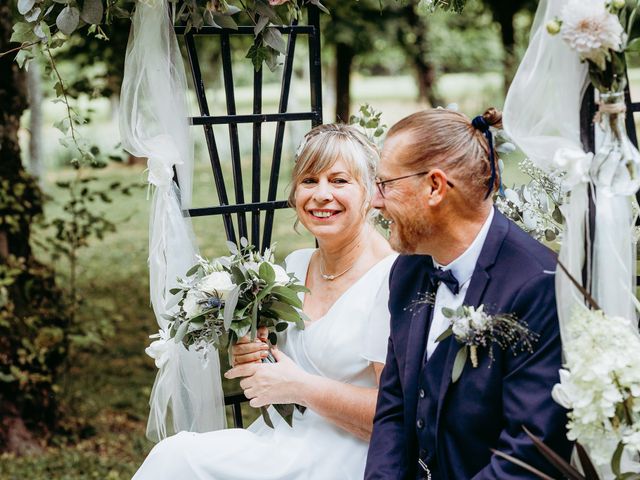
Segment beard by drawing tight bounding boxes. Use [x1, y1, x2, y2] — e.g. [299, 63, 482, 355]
[389, 214, 433, 254]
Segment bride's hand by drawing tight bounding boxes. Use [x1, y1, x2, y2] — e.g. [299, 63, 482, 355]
[230, 326, 269, 366]
[224, 348, 310, 408]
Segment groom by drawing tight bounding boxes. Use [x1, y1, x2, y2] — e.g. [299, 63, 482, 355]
[365, 109, 572, 479]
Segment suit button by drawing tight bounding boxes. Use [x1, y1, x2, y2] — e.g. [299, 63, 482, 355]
[416, 419, 424, 429]
[419, 388, 425, 399]
[419, 448, 427, 458]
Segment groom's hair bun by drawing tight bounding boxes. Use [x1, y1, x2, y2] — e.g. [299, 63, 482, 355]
[386, 107, 503, 201]
[481, 107, 503, 129]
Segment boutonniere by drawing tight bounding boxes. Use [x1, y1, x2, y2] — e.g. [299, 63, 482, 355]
[436, 305, 540, 383]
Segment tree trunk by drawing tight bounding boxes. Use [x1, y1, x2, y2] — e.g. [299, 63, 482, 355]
[493, 7, 518, 94]
[0, 7, 64, 455]
[397, 5, 442, 107]
[28, 60, 44, 185]
[0, 6, 32, 261]
[334, 42, 354, 122]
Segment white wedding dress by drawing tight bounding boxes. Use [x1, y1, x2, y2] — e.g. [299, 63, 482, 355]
[133, 249, 397, 480]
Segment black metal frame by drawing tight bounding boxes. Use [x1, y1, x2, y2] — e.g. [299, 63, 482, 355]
[174, 7, 323, 428]
[176, 10, 322, 253]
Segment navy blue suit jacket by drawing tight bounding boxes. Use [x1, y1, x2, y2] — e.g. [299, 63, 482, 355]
[365, 209, 572, 479]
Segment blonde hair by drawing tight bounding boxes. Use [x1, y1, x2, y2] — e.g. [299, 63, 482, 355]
[386, 107, 503, 201]
[288, 123, 380, 208]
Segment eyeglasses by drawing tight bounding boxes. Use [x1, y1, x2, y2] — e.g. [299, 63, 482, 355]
[375, 170, 455, 198]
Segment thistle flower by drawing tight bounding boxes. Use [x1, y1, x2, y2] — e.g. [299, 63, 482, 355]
[560, 0, 624, 70]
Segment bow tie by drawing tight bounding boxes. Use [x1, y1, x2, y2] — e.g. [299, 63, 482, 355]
[428, 267, 460, 295]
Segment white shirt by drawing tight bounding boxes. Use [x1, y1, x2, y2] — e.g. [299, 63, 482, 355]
[425, 208, 495, 360]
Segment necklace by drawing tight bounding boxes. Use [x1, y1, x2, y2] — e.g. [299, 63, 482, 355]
[319, 259, 356, 281]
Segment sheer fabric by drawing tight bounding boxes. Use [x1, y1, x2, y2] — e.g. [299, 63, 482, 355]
[119, 0, 226, 441]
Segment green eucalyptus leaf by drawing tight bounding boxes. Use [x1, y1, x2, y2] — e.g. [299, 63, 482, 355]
[611, 441, 625, 476]
[174, 321, 190, 343]
[185, 263, 200, 277]
[226, 241, 238, 255]
[224, 286, 240, 330]
[213, 13, 238, 29]
[81, 0, 104, 24]
[255, 2, 281, 22]
[263, 27, 286, 54]
[271, 285, 302, 308]
[56, 6, 80, 35]
[451, 346, 468, 383]
[308, 0, 330, 15]
[264, 47, 281, 72]
[254, 14, 270, 35]
[260, 406, 274, 428]
[435, 326, 453, 343]
[259, 262, 276, 284]
[441, 307, 455, 318]
[18, 0, 36, 15]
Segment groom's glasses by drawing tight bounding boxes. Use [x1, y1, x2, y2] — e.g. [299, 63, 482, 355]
[375, 170, 455, 198]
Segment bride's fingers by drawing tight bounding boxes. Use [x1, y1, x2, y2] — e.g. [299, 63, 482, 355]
[225, 363, 258, 379]
[257, 326, 269, 341]
[232, 341, 269, 356]
[233, 350, 269, 366]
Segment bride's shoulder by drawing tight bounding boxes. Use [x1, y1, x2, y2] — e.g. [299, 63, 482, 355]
[283, 248, 316, 270]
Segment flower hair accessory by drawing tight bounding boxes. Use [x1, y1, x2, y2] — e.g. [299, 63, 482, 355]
[436, 305, 539, 383]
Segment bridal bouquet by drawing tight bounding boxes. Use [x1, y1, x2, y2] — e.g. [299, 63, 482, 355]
[147, 240, 309, 426]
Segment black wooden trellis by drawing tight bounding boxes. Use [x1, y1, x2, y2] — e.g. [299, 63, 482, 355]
[173, 7, 323, 428]
[579, 79, 640, 287]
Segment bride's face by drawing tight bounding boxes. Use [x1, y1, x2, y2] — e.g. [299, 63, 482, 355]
[294, 158, 368, 241]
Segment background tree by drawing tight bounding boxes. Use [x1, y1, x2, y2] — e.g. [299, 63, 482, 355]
[0, 4, 71, 454]
[481, 0, 536, 90]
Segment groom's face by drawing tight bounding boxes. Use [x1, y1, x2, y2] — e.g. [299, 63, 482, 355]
[374, 134, 434, 254]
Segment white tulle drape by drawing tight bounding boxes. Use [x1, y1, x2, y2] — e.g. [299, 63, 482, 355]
[119, 0, 226, 441]
[504, 0, 637, 332]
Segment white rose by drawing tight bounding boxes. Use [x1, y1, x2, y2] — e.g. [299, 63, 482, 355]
[183, 289, 207, 318]
[469, 308, 488, 330]
[452, 317, 471, 340]
[272, 264, 291, 286]
[199, 271, 235, 299]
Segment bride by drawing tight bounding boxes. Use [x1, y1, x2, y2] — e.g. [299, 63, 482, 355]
[133, 123, 397, 480]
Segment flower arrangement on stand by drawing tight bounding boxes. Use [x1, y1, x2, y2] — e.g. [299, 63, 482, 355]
[547, 0, 640, 194]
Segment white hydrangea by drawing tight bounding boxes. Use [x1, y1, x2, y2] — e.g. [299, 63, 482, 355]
[552, 308, 640, 466]
[560, 0, 624, 70]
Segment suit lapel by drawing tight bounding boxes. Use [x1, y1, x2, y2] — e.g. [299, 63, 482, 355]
[434, 208, 510, 435]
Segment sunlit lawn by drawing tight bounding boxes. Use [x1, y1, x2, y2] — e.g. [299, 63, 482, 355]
[0, 65, 597, 478]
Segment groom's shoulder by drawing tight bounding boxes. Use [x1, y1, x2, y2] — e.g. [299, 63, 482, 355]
[499, 216, 557, 274]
